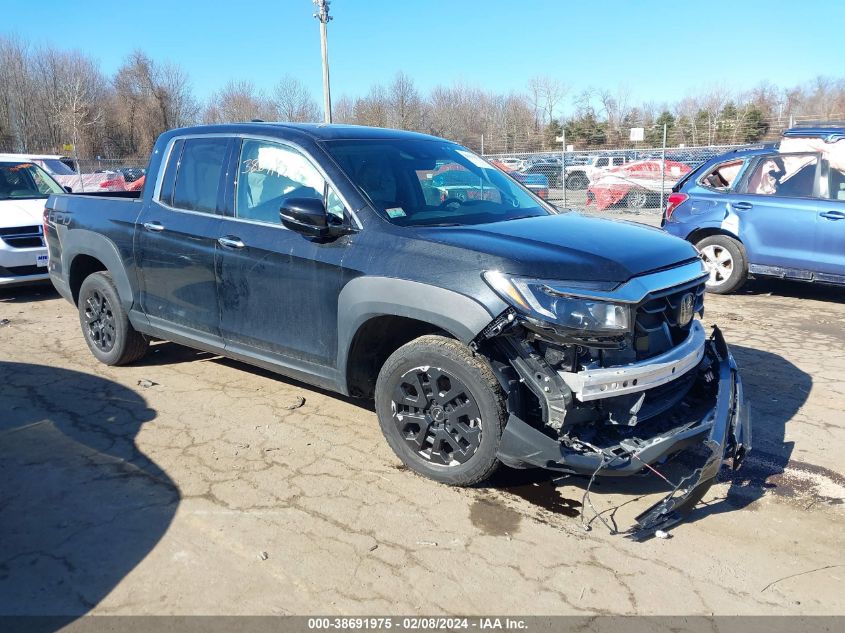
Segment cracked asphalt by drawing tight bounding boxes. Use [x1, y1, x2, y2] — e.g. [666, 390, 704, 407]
[1, 216, 843, 616]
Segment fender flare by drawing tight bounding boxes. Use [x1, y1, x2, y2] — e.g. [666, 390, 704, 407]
[336, 276, 505, 390]
[685, 221, 741, 244]
[62, 228, 135, 310]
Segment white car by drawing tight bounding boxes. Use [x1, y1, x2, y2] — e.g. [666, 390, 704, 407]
[0, 153, 125, 193]
[0, 160, 65, 287]
[563, 154, 627, 189]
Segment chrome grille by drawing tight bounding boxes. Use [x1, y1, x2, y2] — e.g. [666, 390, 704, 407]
[634, 279, 706, 359]
[0, 225, 45, 249]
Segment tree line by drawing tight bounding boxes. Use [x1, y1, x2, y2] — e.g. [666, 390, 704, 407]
[2, 34, 844, 160]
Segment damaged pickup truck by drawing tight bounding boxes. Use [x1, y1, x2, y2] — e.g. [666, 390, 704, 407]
[44, 123, 750, 535]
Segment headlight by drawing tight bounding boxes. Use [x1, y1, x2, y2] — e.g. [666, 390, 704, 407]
[484, 271, 630, 333]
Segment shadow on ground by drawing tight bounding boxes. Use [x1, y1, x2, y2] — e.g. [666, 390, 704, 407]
[0, 361, 178, 619]
[737, 278, 845, 303]
[483, 344, 809, 534]
[0, 283, 59, 305]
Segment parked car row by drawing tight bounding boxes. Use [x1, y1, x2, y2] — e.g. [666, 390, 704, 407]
[0, 153, 145, 193]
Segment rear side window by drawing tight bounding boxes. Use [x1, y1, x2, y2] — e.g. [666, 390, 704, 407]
[158, 139, 184, 206]
[700, 159, 744, 191]
[172, 138, 229, 213]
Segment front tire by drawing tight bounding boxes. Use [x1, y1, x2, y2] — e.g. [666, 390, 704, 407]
[695, 235, 748, 294]
[78, 272, 149, 365]
[375, 335, 505, 486]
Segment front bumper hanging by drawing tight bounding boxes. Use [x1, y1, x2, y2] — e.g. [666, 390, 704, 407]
[496, 326, 751, 537]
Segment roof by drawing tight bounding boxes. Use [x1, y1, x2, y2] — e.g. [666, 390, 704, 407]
[783, 125, 845, 143]
[166, 122, 447, 143]
[0, 153, 67, 160]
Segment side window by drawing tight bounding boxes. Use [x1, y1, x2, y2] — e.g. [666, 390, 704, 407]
[236, 139, 339, 225]
[828, 162, 845, 201]
[172, 138, 229, 213]
[326, 188, 345, 222]
[612, 157, 624, 166]
[741, 153, 818, 199]
[596, 157, 608, 168]
[158, 139, 184, 206]
[700, 159, 744, 191]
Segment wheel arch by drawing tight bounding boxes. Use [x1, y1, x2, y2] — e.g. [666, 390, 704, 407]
[337, 277, 503, 397]
[686, 226, 743, 246]
[64, 229, 134, 309]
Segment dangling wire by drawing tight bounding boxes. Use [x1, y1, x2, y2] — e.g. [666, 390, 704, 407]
[580, 450, 624, 534]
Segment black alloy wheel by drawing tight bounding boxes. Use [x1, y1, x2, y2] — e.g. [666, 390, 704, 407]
[83, 288, 116, 353]
[392, 366, 482, 466]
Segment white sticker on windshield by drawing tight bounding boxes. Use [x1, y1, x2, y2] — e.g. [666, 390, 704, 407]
[456, 150, 491, 169]
[386, 207, 406, 218]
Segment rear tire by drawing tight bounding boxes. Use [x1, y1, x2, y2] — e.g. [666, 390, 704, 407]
[78, 272, 149, 365]
[695, 235, 748, 294]
[375, 335, 504, 486]
[626, 188, 649, 209]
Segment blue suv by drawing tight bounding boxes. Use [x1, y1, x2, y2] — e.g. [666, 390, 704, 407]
[662, 126, 845, 293]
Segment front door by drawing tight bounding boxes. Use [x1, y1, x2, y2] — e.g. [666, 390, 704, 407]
[815, 159, 845, 277]
[732, 152, 821, 272]
[135, 136, 231, 343]
[216, 138, 351, 371]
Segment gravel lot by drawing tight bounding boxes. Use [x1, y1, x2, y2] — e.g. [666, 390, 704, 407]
[1, 211, 843, 616]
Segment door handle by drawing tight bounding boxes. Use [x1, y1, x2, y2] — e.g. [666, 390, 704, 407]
[731, 202, 753, 210]
[143, 221, 164, 232]
[218, 236, 245, 249]
[820, 210, 845, 220]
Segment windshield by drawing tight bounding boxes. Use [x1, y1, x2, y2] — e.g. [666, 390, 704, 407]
[0, 162, 65, 200]
[40, 158, 76, 175]
[323, 139, 554, 227]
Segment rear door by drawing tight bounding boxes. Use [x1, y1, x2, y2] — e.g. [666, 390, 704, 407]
[730, 152, 821, 273]
[215, 137, 351, 372]
[135, 136, 231, 343]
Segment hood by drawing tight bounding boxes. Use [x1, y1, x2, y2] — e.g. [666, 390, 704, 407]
[0, 198, 47, 229]
[411, 212, 699, 283]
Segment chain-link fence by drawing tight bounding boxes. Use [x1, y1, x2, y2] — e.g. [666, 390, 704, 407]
[483, 143, 752, 214]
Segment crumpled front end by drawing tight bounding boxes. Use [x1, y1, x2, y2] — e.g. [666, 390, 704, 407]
[495, 326, 749, 536]
[476, 262, 751, 536]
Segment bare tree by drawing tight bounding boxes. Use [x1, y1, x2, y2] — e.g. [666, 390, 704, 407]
[387, 72, 424, 130]
[528, 75, 567, 127]
[332, 95, 356, 123]
[272, 75, 320, 122]
[204, 80, 273, 124]
[353, 84, 389, 128]
[599, 85, 632, 145]
[0, 35, 38, 151]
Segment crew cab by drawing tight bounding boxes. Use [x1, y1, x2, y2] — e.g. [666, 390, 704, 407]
[45, 123, 749, 536]
[0, 160, 65, 286]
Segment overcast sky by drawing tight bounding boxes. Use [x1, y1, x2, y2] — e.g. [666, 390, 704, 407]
[6, 0, 843, 110]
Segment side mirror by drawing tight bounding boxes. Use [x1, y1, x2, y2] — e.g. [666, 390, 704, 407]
[63, 186, 73, 193]
[280, 197, 329, 237]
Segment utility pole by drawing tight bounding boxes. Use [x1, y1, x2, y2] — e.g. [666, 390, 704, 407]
[313, 0, 333, 123]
